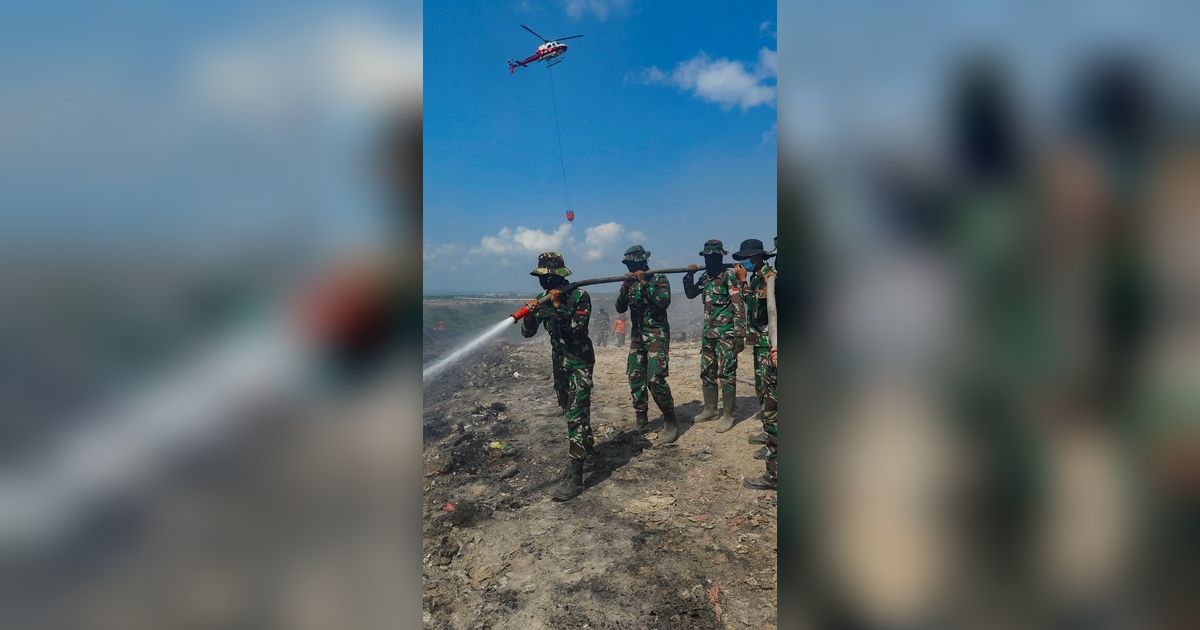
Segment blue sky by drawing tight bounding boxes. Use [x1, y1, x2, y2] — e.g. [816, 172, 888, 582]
[423, 0, 777, 292]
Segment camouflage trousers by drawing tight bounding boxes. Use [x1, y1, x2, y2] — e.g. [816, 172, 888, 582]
[700, 336, 741, 398]
[761, 357, 778, 481]
[552, 350, 594, 460]
[595, 329, 610, 347]
[752, 341, 770, 405]
[627, 334, 674, 415]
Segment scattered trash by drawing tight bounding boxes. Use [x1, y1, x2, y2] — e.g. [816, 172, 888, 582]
[513, 371, 521, 378]
[444, 502, 456, 512]
[625, 495, 675, 514]
[488, 441, 516, 456]
[498, 463, 520, 479]
[707, 584, 723, 620]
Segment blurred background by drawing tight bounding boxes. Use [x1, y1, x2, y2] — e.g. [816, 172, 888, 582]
[6, 0, 1200, 628]
[777, 1, 1198, 628]
[0, 2, 423, 629]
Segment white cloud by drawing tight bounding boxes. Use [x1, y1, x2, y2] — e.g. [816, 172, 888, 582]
[471, 223, 574, 257]
[462, 221, 642, 264]
[563, 0, 632, 20]
[189, 12, 420, 122]
[759, 20, 776, 39]
[423, 242, 463, 262]
[634, 46, 776, 111]
[581, 222, 648, 261]
[582, 221, 625, 260]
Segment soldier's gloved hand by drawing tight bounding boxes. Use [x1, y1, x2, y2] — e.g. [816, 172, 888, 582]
[734, 264, 747, 283]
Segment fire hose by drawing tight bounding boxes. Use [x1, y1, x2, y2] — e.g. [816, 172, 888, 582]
[509, 264, 734, 322]
[766, 273, 777, 349]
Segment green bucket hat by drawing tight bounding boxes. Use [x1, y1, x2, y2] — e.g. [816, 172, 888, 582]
[698, 239, 728, 256]
[530, 251, 572, 277]
[621, 244, 651, 263]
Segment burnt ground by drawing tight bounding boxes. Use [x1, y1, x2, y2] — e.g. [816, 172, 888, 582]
[422, 338, 777, 629]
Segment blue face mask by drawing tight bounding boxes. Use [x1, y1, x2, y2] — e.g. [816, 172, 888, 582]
[742, 260, 756, 273]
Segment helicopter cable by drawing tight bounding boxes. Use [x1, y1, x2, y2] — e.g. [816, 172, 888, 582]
[547, 64, 571, 217]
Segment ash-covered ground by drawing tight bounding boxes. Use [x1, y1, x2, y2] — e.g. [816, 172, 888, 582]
[422, 337, 777, 629]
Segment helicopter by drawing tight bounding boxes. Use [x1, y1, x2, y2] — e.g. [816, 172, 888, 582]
[508, 24, 583, 74]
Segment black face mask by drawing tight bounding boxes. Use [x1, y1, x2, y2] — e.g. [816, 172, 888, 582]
[624, 261, 649, 273]
[704, 255, 724, 276]
[539, 274, 567, 291]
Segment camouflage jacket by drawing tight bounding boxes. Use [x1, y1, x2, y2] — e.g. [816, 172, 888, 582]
[742, 262, 776, 347]
[683, 269, 746, 339]
[615, 273, 671, 340]
[520, 287, 595, 364]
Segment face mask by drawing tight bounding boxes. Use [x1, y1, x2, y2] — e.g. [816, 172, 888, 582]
[624, 261, 649, 273]
[539, 275, 566, 291]
[704, 256, 724, 275]
[743, 260, 756, 273]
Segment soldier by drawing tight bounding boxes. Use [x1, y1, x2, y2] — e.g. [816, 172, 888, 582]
[733, 238, 777, 490]
[520, 252, 595, 501]
[683, 239, 747, 433]
[615, 245, 679, 442]
[593, 307, 612, 347]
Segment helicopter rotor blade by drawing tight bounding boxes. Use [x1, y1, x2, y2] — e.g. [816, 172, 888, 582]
[553, 35, 584, 41]
[521, 24, 549, 42]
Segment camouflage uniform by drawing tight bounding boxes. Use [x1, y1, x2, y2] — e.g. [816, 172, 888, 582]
[520, 253, 595, 461]
[743, 260, 777, 483]
[593, 308, 612, 347]
[615, 245, 675, 418]
[683, 241, 747, 400]
[745, 261, 776, 406]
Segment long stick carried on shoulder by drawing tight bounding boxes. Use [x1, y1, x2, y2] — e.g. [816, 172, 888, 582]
[509, 264, 734, 322]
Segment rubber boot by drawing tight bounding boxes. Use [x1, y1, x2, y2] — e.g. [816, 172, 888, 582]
[743, 473, 776, 490]
[659, 409, 679, 444]
[552, 459, 584, 501]
[748, 432, 768, 445]
[715, 387, 736, 433]
[693, 386, 719, 422]
[635, 409, 649, 431]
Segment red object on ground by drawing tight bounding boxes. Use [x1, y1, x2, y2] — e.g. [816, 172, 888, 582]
[443, 502, 456, 512]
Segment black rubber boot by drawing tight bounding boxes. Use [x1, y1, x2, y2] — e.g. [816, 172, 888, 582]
[552, 459, 584, 501]
[752, 445, 769, 460]
[693, 386, 719, 422]
[715, 387, 736, 433]
[659, 409, 679, 444]
[743, 474, 776, 490]
[748, 432, 768, 445]
[635, 409, 649, 431]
